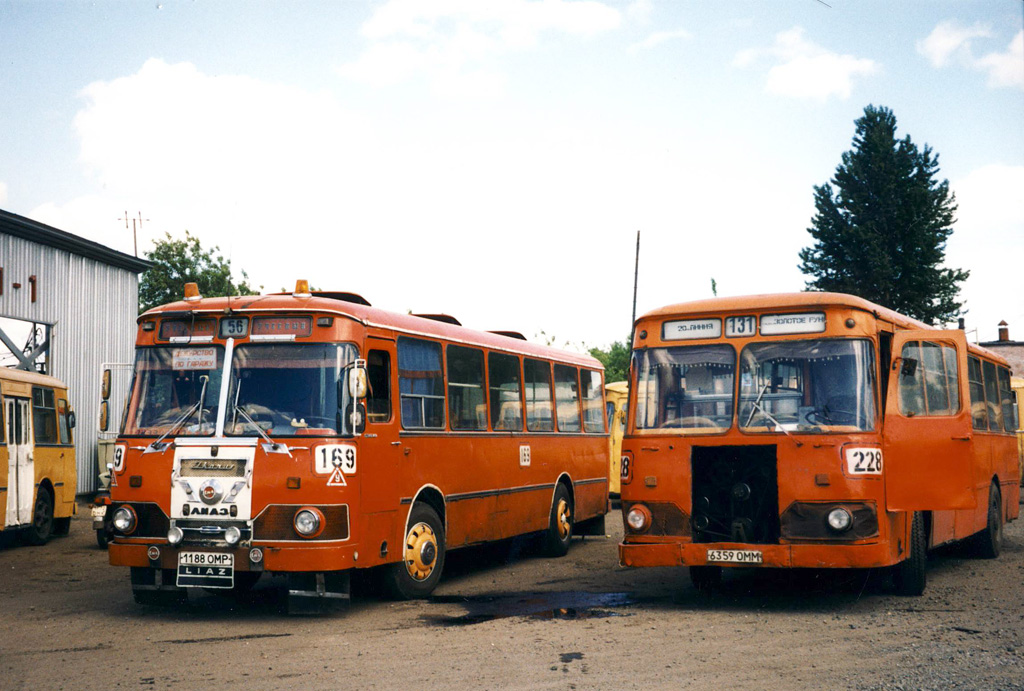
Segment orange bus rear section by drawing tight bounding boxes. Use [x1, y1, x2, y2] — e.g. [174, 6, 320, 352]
[619, 292, 1019, 595]
[106, 284, 608, 610]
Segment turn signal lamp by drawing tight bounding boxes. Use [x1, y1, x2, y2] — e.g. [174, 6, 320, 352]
[183, 282, 201, 301]
[294, 279, 312, 297]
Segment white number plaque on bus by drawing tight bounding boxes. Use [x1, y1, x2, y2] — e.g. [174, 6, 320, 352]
[725, 316, 756, 337]
[845, 447, 882, 475]
[314, 444, 357, 475]
[663, 319, 722, 340]
[760, 312, 826, 335]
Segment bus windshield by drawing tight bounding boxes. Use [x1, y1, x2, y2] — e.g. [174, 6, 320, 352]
[633, 345, 735, 432]
[225, 343, 358, 437]
[738, 339, 877, 433]
[123, 346, 224, 436]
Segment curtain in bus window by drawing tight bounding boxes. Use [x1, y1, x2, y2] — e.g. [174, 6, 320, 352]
[554, 364, 582, 432]
[32, 387, 58, 444]
[447, 345, 485, 430]
[968, 357, 988, 430]
[524, 359, 554, 432]
[998, 367, 1017, 432]
[983, 360, 1003, 431]
[581, 369, 605, 433]
[398, 338, 445, 429]
[489, 352, 523, 431]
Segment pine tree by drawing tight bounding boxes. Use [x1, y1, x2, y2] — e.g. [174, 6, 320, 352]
[798, 105, 968, 325]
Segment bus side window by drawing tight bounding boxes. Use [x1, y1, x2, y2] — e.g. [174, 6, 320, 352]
[554, 364, 581, 432]
[581, 369, 605, 433]
[983, 360, 1003, 431]
[366, 350, 392, 423]
[57, 398, 73, 445]
[898, 342, 926, 416]
[997, 366, 1017, 432]
[488, 352, 523, 432]
[32, 386, 58, 444]
[968, 356, 988, 430]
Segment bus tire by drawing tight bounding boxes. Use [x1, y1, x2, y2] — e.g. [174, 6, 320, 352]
[22, 488, 54, 546]
[541, 484, 573, 557]
[384, 504, 446, 600]
[893, 512, 926, 596]
[689, 565, 722, 593]
[971, 483, 1002, 560]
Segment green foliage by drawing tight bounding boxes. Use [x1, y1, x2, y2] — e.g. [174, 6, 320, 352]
[589, 340, 631, 383]
[139, 231, 256, 313]
[798, 105, 968, 325]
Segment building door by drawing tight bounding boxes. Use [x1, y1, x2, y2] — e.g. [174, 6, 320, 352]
[4, 397, 34, 528]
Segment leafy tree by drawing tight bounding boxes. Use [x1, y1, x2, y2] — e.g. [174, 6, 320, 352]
[590, 340, 631, 383]
[139, 231, 256, 313]
[798, 105, 968, 325]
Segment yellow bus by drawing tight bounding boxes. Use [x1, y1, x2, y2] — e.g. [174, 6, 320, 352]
[606, 381, 628, 496]
[1, 368, 77, 545]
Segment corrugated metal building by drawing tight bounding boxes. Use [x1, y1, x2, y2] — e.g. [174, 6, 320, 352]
[1, 208, 149, 494]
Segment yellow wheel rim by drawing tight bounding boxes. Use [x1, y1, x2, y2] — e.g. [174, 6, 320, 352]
[403, 521, 438, 581]
[556, 498, 571, 540]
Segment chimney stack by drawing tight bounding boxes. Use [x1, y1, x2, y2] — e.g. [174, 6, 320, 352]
[998, 320, 1009, 342]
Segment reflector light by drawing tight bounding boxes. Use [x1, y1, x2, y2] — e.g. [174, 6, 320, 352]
[294, 279, 311, 297]
[183, 282, 201, 301]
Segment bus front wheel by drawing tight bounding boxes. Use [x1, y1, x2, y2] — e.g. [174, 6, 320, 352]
[893, 512, 926, 596]
[541, 484, 573, 557]
[22, 488, 54, 546]
[384, 504, 446, 600]
[971, 483, 1002, 559]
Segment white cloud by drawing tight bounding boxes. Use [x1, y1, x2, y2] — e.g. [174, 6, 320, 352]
[337, 0, 620, 93]
[916, 21, 991, 68]
[919, 23, 1023, 91]
[630, 28, 692, 53]
[735, 27, 878, 102]
[976, 30, 1024, 89]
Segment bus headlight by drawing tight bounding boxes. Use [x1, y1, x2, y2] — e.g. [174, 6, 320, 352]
[167, 526, 184, 545]
[112, 506, 137, 534]
[826, 507, 853, 533]
[294, 508, 323, 538]
[626, 505, 652, 533]
[224, 526, 242, 545]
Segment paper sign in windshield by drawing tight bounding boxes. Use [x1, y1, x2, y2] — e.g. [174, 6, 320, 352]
[760, 313, 826, 335]
[172, 347, 217, 371]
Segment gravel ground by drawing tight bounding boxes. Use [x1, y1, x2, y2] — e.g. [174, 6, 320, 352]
[1, 500, 1022, 690]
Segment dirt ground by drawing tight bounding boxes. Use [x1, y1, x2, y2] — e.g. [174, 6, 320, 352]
[2, 501, 1023, 691]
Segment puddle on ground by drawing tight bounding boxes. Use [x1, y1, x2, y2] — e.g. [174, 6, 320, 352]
[424, 591, 636, 626]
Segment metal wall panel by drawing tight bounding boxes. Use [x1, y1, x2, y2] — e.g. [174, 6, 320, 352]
[1, 231, 140, 494]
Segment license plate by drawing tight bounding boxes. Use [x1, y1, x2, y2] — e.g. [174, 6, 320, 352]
[177, 552, 234, 589]
[91, 506, 107, 519]
[707, 549, 763, 564]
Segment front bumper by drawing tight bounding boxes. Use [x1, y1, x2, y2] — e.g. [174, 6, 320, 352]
[109, 540, 361, 573]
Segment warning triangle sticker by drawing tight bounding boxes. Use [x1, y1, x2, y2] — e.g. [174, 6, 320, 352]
[327, 467, 347, 486]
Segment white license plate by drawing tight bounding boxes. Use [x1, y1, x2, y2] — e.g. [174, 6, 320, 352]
[177, 552, 234, 589]
[707, 549, 763, 564]
[91, 506, 107, 519]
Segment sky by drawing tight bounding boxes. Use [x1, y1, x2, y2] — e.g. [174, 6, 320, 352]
[1, 0, 1022, 352]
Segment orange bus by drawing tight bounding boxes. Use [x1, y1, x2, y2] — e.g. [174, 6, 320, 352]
[618, 293, 1020, 595]
[105, 282, 608, 610]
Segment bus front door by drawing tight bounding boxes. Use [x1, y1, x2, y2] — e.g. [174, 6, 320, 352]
[4, 397, 34, 528]
[883, 329, 975, 512]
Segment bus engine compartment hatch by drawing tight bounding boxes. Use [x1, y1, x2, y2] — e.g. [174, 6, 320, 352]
[691, 445, 779, 545]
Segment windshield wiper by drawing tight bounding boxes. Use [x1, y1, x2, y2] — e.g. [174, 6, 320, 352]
[147, 375, 209, 452]
[743, 382, 803, 447]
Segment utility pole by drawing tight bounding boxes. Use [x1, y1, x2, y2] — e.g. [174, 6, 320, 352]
[631, 230, 640, 333]
[118, 210, 149, 256]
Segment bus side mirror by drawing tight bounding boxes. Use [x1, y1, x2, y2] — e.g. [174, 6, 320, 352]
[68, 411, 76, 429]
[101, 369, 112, 400]
[99, 401, 109, 432]
[348, 361, 368, 399]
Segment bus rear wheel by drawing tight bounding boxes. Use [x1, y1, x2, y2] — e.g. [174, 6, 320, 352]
[541, 484, 573, 557]
[22, 488, 54, 546]
[893, 512, 926, 596]
[971, 483, 1002, 559]
[384, 504, 445, 600]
